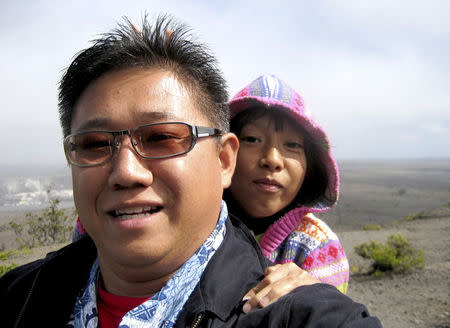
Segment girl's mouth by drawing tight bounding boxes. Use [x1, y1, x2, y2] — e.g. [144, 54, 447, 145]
[253, 179, 282, 192]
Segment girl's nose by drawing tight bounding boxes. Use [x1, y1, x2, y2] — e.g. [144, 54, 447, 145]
[259, 147, 284, 171]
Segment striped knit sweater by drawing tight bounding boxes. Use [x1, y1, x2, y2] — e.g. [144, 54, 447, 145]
[258, 208, 349, 294]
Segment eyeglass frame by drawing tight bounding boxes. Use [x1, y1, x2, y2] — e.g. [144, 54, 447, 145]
[63, 121, 223, 167]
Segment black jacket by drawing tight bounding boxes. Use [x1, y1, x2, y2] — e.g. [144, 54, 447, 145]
[1, 216, 382, 327]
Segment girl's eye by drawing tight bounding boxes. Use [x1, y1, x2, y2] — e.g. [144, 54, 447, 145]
[240, 136, 260, 143]
[285, 142, 303, 149]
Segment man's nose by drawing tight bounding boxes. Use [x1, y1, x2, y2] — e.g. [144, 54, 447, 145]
[107, 136, 154, 190]
[259, 147, 284, 171]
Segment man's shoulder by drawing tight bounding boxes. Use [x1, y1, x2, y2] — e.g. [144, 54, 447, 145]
[0, 256, 44, 291]
[0, 237, 97, 326]
[272, 284, 382, 327]
[225, 214, 271, 266]
[0, 237, 96, 291]
[238, 284, 382, 327]
[202, 213, 271, 284]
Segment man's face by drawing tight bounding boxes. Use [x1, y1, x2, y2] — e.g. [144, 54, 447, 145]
[70, 67, 236, 280]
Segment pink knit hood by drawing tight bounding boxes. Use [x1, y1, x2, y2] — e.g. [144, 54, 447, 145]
[228, 75, 340, 256]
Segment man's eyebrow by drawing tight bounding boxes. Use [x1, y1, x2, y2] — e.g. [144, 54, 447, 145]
[141, 111, 181, 122]
[75, 111, 183, 132]
[76, 118, 110, 132]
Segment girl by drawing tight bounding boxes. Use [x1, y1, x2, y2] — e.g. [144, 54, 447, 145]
[226, 74, 349, 294]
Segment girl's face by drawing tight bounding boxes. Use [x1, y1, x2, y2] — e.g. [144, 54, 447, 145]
[230, 115, 307, 218]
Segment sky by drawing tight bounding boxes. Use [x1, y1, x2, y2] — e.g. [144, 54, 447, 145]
[1, 0, 449, 167]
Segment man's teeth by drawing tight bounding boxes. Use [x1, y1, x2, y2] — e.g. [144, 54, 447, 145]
[113, 206, 159, 219]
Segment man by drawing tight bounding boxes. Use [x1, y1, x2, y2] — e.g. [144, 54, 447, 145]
[0, 15, 382, 327]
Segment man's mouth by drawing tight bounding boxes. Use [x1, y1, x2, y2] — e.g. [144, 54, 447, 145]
[109, 206, 163, 220]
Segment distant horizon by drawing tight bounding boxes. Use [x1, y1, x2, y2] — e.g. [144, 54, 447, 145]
[1, 157, 449, 178]
[0, 156, 448, 225]
[2, 156, 450, 166]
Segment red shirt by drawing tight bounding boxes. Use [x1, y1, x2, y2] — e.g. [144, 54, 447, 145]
[97, 282, 150, 328]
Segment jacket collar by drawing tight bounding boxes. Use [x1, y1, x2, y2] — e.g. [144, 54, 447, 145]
[177, 215, 270, 322]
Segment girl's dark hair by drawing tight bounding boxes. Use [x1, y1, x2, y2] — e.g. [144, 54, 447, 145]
[230, 106, 329, 207]
[58, 14, 229, 138]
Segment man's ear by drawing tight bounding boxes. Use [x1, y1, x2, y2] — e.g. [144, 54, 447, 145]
[218, 133, 239, 189]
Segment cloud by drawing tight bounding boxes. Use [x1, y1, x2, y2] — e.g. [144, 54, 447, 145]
[0, 0, 449, 164]
[320, 0, 450, 36]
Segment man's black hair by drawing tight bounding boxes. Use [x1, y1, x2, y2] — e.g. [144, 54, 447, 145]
[58, 14, 229, 138]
